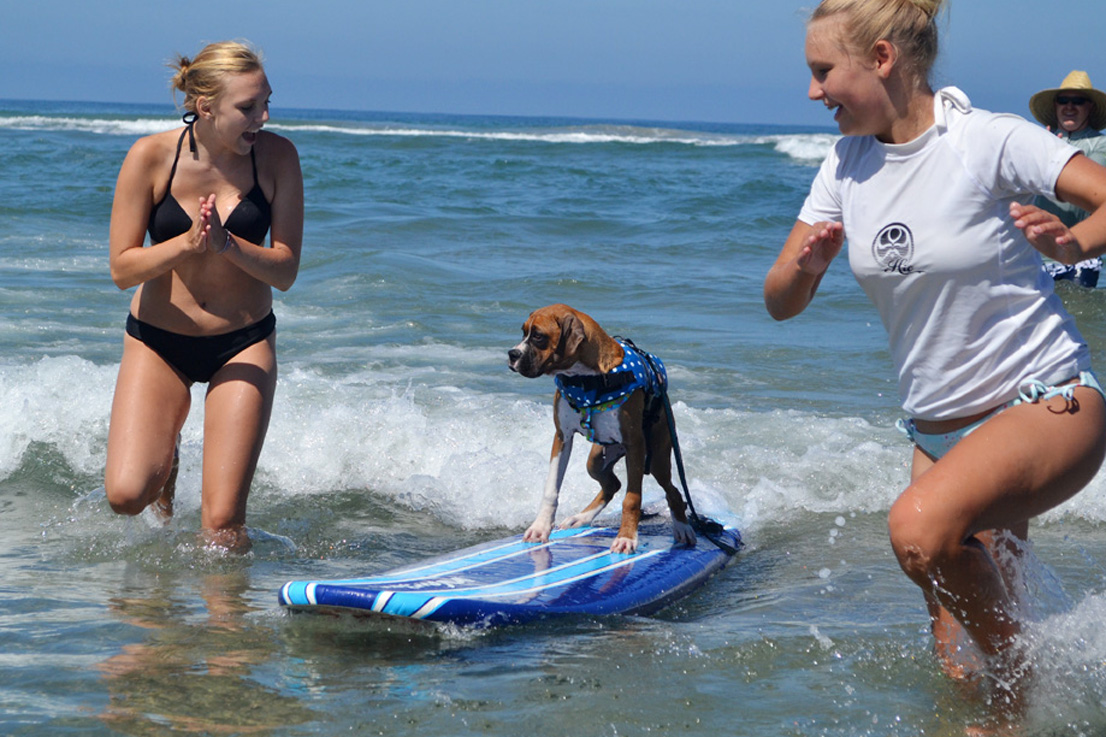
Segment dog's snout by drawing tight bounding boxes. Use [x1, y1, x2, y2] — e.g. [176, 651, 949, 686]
[508, 348, 522, 364]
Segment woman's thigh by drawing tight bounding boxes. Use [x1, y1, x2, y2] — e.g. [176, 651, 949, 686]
[199, 334, 278, 529]
[105, 335, 191, 504]
[898, 386, 1106, 541]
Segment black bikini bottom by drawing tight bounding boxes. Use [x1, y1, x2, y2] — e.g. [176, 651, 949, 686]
[125, 311, 276, 384]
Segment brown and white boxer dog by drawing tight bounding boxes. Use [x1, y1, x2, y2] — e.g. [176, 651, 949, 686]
[507, 304, 696, 553]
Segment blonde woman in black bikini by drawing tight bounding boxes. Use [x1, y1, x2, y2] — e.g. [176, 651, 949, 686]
[105, 41, 303, 551]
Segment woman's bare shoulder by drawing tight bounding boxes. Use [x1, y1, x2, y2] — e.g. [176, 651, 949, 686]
[254, 130, 302, 188]
[124, 127, 185, 169]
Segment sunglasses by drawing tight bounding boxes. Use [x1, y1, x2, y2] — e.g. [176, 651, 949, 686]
[1056, 96, 1091, 106]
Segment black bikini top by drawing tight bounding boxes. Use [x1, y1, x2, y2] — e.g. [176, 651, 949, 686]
[147, 118, 272, 245]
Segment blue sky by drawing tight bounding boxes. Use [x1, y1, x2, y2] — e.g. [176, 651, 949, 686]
[2, 0, 1104, 127]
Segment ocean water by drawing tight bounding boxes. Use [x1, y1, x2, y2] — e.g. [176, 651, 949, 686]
[3, 98, 1106, 735]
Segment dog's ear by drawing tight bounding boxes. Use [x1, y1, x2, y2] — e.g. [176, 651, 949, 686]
[557, 313, 586, 358]
[522, 310, 538, 335]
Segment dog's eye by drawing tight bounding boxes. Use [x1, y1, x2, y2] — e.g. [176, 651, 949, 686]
[529, 332, 549, 349]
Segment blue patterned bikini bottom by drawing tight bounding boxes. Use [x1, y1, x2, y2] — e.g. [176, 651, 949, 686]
[897, 371, 1105, 460]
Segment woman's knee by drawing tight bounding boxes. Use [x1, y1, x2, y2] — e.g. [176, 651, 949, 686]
[887, 495, 961, 584]
[104, 465, 169, 516]
[104, 478, 152, 516]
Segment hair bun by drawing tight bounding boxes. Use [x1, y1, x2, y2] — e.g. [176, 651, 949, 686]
[909, 0, 945, 21]
[166, 41, 263, 114]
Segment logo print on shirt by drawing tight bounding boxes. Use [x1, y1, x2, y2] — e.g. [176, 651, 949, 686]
[872, 223, 918, 275]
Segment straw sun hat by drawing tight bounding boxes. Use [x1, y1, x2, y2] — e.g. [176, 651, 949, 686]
[1029, 70, 1106, 131]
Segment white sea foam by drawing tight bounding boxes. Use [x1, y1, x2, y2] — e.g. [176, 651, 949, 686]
[0, 356, 115, 480]
[0, 113, 738, 145]
[264, 121, 751, 147]
[277, 123, 840, 160]
[9, 351, 1106, 538]
[0, 112, 834, 162]
[0, 114, 177, 137]
[769, 132, 840, 162]
[1026, 593, 1106, 724]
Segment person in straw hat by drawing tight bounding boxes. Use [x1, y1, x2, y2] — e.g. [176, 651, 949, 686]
[1031, 70, 1106, 286]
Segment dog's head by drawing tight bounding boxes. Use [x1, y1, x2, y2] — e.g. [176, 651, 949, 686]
[507, 304, 588, 378]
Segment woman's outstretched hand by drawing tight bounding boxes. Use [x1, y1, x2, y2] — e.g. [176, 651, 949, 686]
[1010, 201, 1080, 263]
[798, 221, 845, 276]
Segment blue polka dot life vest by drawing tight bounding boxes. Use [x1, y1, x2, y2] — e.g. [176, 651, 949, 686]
[555, 340, 667, 413]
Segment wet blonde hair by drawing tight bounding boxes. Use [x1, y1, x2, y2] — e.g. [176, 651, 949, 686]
[809, 0, 945, 86]
[169, 40, 264, 113]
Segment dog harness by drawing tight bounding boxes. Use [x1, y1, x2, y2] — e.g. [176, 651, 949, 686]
[555, 339, 667, 444]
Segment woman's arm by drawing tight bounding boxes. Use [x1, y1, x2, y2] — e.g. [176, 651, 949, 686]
[208, 134, 304, 292]
[1014, 153, 1106, 264]
[764, 219, 844, 320]
[1062, 154, 1106, 258]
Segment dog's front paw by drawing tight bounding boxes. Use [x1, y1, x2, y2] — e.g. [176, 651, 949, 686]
[523, 524, 551, 543]
[672, 520, 697, 547]
[609, 535, 638, 554]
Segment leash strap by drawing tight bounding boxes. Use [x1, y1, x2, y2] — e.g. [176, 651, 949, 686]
[621, 339, 739, 555]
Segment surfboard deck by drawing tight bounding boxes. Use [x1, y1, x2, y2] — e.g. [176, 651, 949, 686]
[278, 522, 741, 628]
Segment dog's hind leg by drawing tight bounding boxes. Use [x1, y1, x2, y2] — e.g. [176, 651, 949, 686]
[559, 443, 623, 531]
[648, 434, 696, 546]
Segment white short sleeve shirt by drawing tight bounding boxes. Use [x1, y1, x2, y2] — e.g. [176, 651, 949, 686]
[799, 87, 1088, 420]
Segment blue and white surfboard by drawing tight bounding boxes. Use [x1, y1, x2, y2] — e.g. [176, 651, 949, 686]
[278, 523, 741, 627]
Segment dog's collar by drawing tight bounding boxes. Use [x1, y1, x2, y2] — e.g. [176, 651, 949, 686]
[555, 339, 666, 411]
